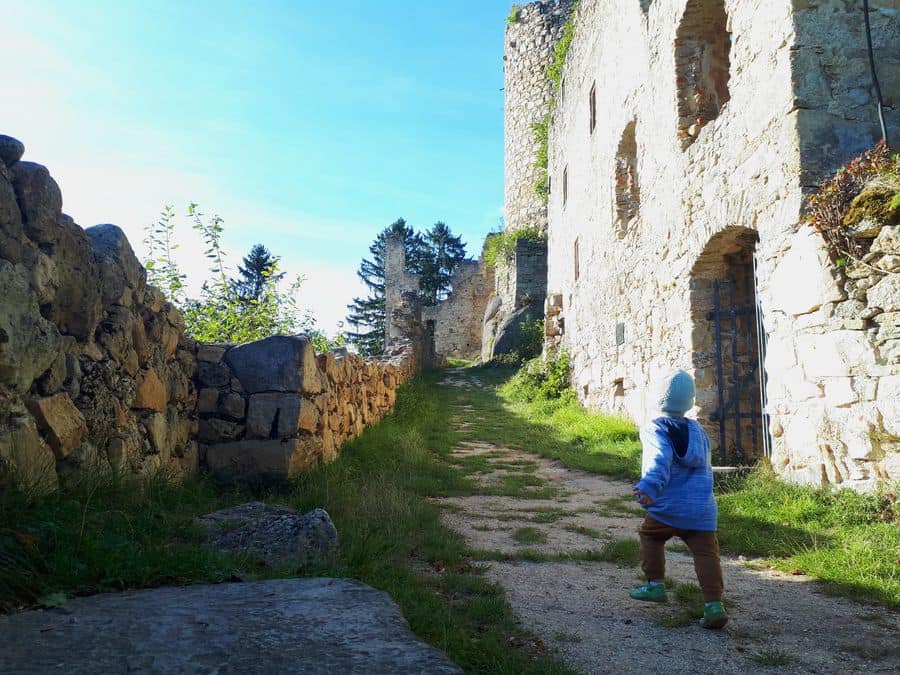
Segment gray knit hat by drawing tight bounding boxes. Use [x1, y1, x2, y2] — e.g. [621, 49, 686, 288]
[654, 369, 695, 417]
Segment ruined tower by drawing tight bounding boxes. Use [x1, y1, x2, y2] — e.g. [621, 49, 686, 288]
[503, 0, 573, 234]
[483, 1, 573, 362]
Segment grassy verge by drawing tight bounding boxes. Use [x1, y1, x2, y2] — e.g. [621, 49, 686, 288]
[464, 364, 900, 607]
[1, 373, 573, 674]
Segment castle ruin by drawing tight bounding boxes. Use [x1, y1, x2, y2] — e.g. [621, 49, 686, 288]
[504, 0, 899, 490]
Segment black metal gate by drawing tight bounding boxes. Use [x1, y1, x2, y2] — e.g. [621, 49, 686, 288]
[705, 255, 771, 465]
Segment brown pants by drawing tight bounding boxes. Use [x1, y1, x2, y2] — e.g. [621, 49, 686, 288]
[638, 516, 724, 602]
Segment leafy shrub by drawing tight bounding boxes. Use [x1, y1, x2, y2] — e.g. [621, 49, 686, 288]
[504, 351, 572, 402]
[507, 5, 521, 24]
[483, 226, 546, 268]
[804, 141, 900, 264]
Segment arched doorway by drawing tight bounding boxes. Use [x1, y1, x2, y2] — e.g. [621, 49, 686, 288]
[690, 228, 769, 465]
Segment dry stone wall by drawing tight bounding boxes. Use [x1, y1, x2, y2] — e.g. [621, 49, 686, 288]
[541, 0, 899, 490]
[0, 136, 198, 492]
[199, 336, 421, 478]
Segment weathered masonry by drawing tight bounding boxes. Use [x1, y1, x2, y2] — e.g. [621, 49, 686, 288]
[508, 0, 899, 490]
[0, 136, 431, 491]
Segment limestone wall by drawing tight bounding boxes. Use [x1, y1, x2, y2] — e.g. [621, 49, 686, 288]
[198, 336, 421, 478]
[504, 0, 574, 233]
[0, 136, 198, 492]
[422, 260, 494, 360]
[541, 0, 898, 489]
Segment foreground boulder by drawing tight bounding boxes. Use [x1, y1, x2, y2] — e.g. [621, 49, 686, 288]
[198, 501, 338, 567]
[0, 578, 462, 674]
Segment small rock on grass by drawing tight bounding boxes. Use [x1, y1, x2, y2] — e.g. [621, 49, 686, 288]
[198, 502, 338, 567]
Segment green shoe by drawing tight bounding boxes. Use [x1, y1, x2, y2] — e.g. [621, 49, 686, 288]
[629, 582, 667, 603]
[700, 601, 728, 629]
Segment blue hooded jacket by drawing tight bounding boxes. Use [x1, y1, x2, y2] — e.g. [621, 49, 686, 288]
[634, 416, 717, 531]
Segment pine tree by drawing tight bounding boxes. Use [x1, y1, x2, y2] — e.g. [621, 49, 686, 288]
[231, 244, 285, 302]
[423, 222, 467, 305]
[346, 219, 426, 355]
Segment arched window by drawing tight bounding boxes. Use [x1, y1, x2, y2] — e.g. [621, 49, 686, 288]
[614, 120, 639, 236]
[675, 0, 731, 147]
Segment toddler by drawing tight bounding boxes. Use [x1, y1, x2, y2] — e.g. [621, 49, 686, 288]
[629, 369, 727, 629]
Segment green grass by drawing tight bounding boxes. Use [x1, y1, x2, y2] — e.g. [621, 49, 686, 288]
[477, 538, 639, 566]
[750, 649, 796, 666]
[513, 527, 549, 545]
[2, 373, 574, 674]
[455, 366, 642, 480]
[716, 469, 900, 605]
[563, 524, 603, 539]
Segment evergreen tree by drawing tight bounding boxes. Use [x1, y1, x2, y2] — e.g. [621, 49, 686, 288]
[346, 219, 425, 355]
[422, 221, 467, 305]
[231, 244, 285, 302]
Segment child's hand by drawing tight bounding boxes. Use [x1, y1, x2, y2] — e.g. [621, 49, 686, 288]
[632, 487, 653, 505]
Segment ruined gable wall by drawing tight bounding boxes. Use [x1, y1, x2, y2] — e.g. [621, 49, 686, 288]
[423, 260, 494, 360]
[544, 0, 898, 489]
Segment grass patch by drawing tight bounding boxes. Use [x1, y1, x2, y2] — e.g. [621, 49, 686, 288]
[750, 649, 796, 666]
[513, 527, 549, 545]
[476, 538, 638, 566]
[485, 474, 557, 500]
[716, 468, 900, 605]
[529, 507, 571, 524]
[457, 365, 642, 480]
[563, 524, 603, 539]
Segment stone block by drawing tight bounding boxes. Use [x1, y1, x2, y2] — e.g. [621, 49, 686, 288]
[0, 260, 62, 393]
[197, 343, 228, 364]
[876, 375, 900, 438]
[134, 368, 167, 412]
[198, 388, 220, 414]
[11, 162, 62, 241]
[198, 361, 231, 388]
[867, 275, 900, 312]
[767, 226, 843, 316]
[795, 331, 876, 378]
[822, 377, 857, 407]
[0, 413, 58, 492]
[85, 224, 146, 306]
[219, 392, 246, 420]
[198, 418, 244, 444]
[245, 393, 317, 439]
[225, 335, 320, 394]
[205, 438, 316, 478]
[26, 393, 87, 459]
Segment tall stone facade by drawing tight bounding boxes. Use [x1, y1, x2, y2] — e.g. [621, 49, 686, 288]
[504, 0, 574, 234]
[539, 0, 899, 490]
[486, 0, 573, 361]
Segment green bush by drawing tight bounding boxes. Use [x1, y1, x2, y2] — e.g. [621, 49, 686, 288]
[483, 226, 546, 268]
[504, 351, 572, 402]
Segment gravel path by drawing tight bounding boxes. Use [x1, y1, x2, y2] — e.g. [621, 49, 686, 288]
[437, 370, 899, 674]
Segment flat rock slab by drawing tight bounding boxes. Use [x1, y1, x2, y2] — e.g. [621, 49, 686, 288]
[0, 578, 462, 674]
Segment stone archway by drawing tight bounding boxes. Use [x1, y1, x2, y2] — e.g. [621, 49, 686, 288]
[690, 227, 767, 465]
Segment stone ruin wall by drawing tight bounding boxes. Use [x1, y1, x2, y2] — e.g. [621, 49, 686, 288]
[422, 259, 494, 361]
[484, 0, 571, 362]
[0, 136, 198, 492]
[543, 0, 899, 490]
[0, 135, 428, 491]
[197, 336, 421, 478]
[504, 0, 573, 235]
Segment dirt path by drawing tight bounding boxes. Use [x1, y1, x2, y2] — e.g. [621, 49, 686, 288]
[436, 370, 899, 675]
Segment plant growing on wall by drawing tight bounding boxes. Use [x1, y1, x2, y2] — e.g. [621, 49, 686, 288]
[532, 1, 580, 202]
[804, 141, 899, 268]
[143, 204, 343, 351]
[484, 225, 546, 268]
[507, 5, 521, 24]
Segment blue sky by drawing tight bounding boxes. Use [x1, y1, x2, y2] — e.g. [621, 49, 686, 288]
[3, 0, 511, 332]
